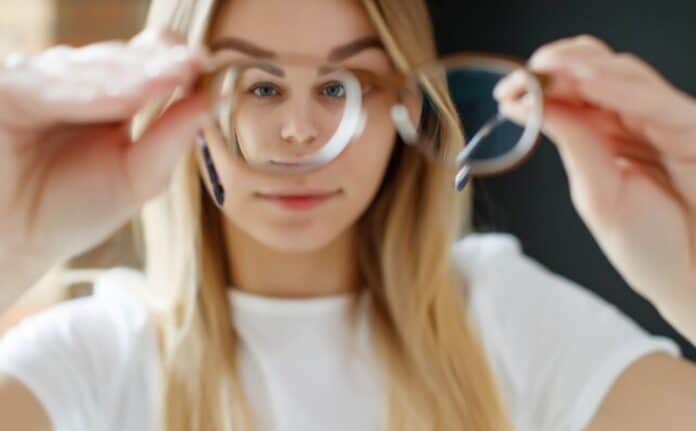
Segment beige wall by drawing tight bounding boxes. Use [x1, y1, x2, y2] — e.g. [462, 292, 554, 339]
[55, 0, 149, 45]
[1, 0, 148, 54]
[0, 0, 55, 56]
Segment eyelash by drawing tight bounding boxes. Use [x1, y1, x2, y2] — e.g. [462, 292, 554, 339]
[247, 81, 372, 98]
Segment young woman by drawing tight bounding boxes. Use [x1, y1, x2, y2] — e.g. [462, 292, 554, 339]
[1, 0, 696, 430]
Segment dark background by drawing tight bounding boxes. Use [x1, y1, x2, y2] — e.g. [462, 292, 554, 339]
[427, 0, 696, 360]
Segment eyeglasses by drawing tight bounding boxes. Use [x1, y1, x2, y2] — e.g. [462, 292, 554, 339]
[196, 51, 546, 192]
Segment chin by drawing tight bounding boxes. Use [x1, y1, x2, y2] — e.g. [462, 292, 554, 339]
[247, 218, 347, 253]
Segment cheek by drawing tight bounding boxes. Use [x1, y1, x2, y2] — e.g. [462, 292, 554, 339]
[197, 123, 265, 214]
[339, 105, 398, 199]
[210, 103, 398, 199]
[235, 108, 278, 161]
[196, 103, 398, 252]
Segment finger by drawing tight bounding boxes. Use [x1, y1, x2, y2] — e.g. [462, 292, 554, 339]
[528, 40, 696, 129]
[528, 34, 614, 70]
[494, 68, 588, 109]
[0, 30, 210, 128]
[500, 98, 624, 222]
[505, 96, 687, 230]
[495, 34, 613, 102]
[496, 35, 614, 105]
[493, 69, 529, 100]
[121, 91, 212, 204]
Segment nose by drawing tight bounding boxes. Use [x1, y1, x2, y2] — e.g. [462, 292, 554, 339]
[279, 97, 320, 152]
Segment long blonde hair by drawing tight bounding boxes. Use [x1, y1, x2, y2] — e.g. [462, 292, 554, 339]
[132, 0, 512, 429]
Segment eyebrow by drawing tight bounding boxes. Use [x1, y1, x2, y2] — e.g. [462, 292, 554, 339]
[210, 35, 384, 62]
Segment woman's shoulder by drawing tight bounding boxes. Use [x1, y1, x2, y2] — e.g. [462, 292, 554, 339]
[89, 266, 153, 328]
[1, 266, 154, 351]
[450, 230, 680, 361]
[451, 231, 523, 280]
[450, 231, 681, 430]
[451, 231, 546, 310]
[0, 267, 161, 430]
[0, 266, 159, 379]
[36, 267, 153, 345]
[451, 231, 634, 325]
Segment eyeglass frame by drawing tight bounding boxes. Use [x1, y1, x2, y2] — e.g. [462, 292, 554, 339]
[193, 50, 547, 193]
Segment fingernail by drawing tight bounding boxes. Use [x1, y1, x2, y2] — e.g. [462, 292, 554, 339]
[130, 27, 159, 47]
[528, 52, 551, 70]
[571, 64, 595, 79]
[494, 75, 518, 100]
[498, 93, 533, 123]
[145, 56, 187, 79]
[169, 45, 195, 63]
[493, 69, 527, 100]
[493, 77, 512, 99]
[104, 81, 134, 98]
[145, 61, 175, 78]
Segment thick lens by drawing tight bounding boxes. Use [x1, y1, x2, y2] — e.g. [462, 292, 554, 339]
[212, 62, 364, 172]
[452, 67, 522, 160]
[407, 58, 542, 176]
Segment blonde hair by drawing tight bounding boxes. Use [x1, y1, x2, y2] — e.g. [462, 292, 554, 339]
[131, 0, 512, 430]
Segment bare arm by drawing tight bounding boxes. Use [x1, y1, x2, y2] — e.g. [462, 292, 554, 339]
[499, 35, 696, 345]
[0, 253, 53, 316]
[586, 352, 696, 430]
[0, 373, 51, 431]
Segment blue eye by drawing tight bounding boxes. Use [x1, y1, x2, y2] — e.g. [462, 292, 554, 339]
[250, 83, 280, 97]
[322, 82, 346, 98]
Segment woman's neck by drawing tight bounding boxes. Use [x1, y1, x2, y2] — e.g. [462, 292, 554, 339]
[223, 222, 360, 299]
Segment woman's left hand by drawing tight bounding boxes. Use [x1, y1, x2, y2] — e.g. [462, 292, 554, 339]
[494, 35, 696, 343]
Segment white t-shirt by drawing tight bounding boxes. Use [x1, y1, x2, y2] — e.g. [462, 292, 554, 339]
[0, 232, 681, 431]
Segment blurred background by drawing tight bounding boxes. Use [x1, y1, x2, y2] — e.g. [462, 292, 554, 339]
[1, 0, 695, 361]
[0, 0, 147, 56]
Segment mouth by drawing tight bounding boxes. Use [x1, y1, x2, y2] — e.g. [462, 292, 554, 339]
[255, 189, 342, 211]
[270, 160, 305, 167]
[267, 160, 319, 173]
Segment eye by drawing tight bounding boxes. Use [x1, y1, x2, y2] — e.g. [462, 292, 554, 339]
[249, 82, 281, 98]
[321, 82, 346, 98]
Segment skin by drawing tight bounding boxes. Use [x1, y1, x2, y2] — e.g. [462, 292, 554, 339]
[201, 0, 399, 298]
[496, 35, 696, 345]
[1, 2, 696, 430]
[0, 28, 211, 430]
[0, 29, 211, 310]
[495, 34, 696, 429]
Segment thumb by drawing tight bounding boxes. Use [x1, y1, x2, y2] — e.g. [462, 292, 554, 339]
[122, 91, 211, 204]
[501, 98, 623, 220]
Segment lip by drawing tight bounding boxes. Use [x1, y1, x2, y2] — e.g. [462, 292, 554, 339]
[255, 189, 341, 211]
[270, 160, 305, 166]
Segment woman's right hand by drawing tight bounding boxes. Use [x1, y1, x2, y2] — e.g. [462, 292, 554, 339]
[0, 28, 212, 289]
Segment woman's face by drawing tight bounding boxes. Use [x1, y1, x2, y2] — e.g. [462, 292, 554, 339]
[199, 0, 399, 252]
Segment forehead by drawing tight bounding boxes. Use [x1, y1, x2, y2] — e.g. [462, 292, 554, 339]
[210, 0, 378, 58]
